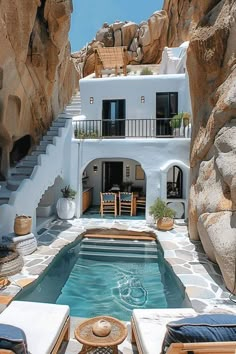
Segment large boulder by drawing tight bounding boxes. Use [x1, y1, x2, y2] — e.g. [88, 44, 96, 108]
[163, 0, 220, 46]
[187, 0, 236, 293]
[0, 0, 79, 177]
[73, 9, 169, 76]
[198, 211, 236, 293]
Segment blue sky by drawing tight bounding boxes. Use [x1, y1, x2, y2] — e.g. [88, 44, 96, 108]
[69, 0, 163, 52]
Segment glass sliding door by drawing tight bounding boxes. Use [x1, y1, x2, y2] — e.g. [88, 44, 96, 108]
[156, 93, 178, 136]
[102, 161, 123, 192]
[102, 100, 126, 137]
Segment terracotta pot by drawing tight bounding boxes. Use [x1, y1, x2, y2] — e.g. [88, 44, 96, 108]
[14, 215, 32, 236]
[56, 198, 76, 219]
[156, 217, 174, 231]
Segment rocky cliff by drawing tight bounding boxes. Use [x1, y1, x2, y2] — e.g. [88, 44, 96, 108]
[187, 0, 236, 293]
[0, 0, 79, 178]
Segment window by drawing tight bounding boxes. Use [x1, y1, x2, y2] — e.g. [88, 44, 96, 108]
[156, 92, 178, 136]
[102, 99, 126, 137]
[167, 166, 183, 198]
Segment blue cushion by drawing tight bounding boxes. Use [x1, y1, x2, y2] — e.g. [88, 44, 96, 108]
[162, 314, 236, 353]
[0, 323, 28, 354]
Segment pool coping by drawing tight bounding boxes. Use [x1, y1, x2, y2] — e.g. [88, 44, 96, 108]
[0, 217, 235, 314]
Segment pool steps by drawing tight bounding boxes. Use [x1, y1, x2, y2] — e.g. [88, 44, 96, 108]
[79, 238, 159, 261]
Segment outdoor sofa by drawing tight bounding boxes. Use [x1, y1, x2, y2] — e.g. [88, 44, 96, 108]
[131, 308, 236, 354]
[0, 301, 70, 354]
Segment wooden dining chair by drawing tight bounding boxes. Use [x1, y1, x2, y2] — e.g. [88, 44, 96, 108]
[119, 192, 133, 216]
[136, 196, 146, 212]
[100, 192, 117, 217]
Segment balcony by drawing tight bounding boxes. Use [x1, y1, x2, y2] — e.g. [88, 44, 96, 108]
[73, 118, 191, 139]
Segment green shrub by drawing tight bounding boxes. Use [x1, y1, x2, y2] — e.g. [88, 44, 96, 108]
[140, 67, 153, 75]
[149, 198, 176, 220]
[74, 129, 98, 139]
[61, 185, 76, 199]
[170, 112, 191, 129]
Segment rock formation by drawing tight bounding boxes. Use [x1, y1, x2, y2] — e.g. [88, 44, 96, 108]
[0, 0, 79, 178]
[72, 1, 221, 78]
[162, 0, 221, 47]
[187, 0, 236, 293]
[73, 11, 169, 77]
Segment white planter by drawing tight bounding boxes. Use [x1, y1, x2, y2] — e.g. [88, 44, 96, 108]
[56, 198, 76, 220]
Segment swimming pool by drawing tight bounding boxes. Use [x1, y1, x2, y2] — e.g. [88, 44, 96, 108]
[16, 237, 189, 321]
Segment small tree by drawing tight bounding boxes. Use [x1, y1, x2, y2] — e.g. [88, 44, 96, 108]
[149, 198, 176, 220]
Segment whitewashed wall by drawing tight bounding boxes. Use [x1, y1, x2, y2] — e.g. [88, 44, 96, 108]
[71, 138, 190, 222]
[79, 74, 190, 121]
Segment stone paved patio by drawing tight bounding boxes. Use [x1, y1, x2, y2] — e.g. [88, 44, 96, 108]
[0, 217, 236, 353]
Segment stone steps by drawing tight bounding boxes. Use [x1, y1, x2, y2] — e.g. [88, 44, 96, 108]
[4, 116, 68, 193]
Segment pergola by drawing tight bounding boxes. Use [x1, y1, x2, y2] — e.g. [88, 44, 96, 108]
[94, 47, 128, 78]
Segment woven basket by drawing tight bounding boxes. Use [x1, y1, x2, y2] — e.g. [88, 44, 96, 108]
[14, 215, 32, 236]
[15, 237, 37, 256]
[0, 247, 23, 276]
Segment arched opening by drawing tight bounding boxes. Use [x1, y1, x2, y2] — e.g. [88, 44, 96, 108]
[167, 165, 183, 199]
[81, 158, 146, 218]
[10, 135, 32, 166]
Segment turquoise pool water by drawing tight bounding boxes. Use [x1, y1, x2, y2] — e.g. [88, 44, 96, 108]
[16, 238, 188, 321]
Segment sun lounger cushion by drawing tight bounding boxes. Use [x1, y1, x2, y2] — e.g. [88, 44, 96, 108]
[162, 314, 236, 353]
[0, 324, 28, 354]
[132, 308, 197, 354]
[0, 301, 69, 354]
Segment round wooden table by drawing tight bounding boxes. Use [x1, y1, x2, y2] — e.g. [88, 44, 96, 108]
[74, 316, 128, 354]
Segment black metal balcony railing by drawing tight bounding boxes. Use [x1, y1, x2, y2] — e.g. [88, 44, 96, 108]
[73, 118, 190, 139]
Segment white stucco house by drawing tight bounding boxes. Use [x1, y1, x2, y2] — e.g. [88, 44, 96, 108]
[0, 42, 192, 236]
[70, 42, 192, 223]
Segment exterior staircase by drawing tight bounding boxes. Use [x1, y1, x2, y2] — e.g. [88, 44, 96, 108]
[63, 92, 81, 116]
[0, 91, 83, 236]
[7, 117, 68, 192]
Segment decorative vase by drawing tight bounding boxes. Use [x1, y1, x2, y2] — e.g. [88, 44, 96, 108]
[14, 215, 32, 236]
[156, 217, 174, 231]
[92, 319, 112, 337]
[56, 198, 76, 220]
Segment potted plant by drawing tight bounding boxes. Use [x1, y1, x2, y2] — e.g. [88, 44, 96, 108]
[170, 112, 191, 129]
[149, 198, 176, 231]
[56, 185, 77, 220]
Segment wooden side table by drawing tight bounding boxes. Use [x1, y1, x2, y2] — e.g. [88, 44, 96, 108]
[74, 316, 128, 354]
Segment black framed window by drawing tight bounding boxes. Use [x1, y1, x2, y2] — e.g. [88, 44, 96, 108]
[156, 92, 178, 135]
[167, 165, 183, 198]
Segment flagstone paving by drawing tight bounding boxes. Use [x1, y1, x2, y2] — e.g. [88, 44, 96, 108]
[0, 217, 236, 353]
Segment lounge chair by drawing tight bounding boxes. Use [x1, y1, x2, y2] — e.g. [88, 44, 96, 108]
[0, 301, 70, 354]
[131, 308, 236, 354]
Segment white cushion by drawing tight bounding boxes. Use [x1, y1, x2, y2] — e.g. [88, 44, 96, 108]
[0, 301, 69, 354]
[132, 308, 197, 354]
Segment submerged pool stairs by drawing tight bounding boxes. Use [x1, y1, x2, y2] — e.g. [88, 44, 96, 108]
[80, 238, 159, 261]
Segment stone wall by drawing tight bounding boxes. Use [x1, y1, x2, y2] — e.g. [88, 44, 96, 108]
[0, 0, 79, 178]
[187, 0, 236, 293]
